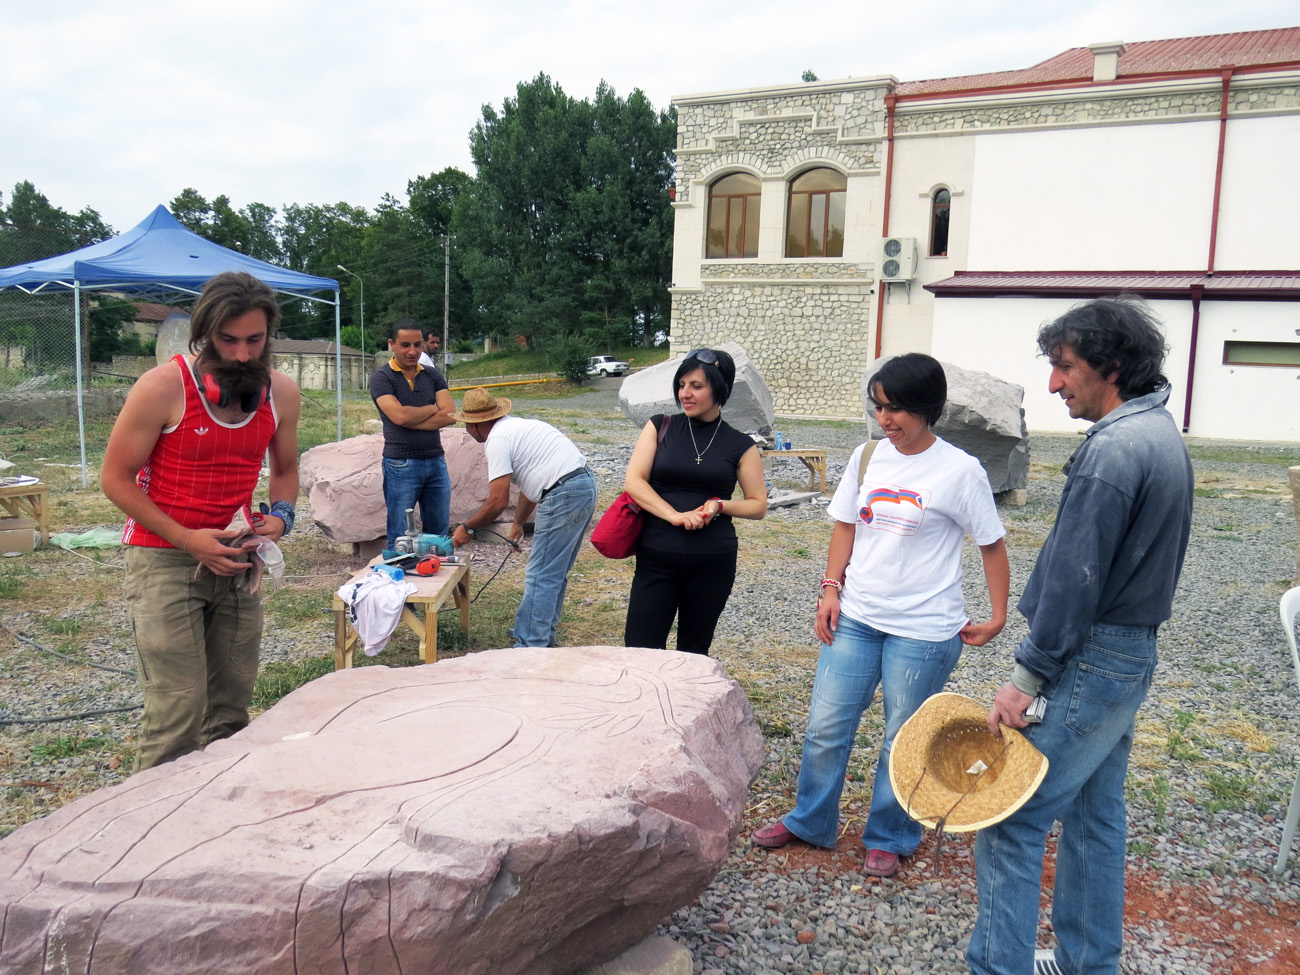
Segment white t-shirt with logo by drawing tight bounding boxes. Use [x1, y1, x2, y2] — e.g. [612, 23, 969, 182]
[827, 436, 1005, 642]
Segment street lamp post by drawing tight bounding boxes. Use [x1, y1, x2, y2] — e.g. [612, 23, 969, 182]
[336, 264, 365, 371]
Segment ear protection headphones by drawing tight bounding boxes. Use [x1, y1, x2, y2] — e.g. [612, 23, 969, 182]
[192, 360, 268, 413]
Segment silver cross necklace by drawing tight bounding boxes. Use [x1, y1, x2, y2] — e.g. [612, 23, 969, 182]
[687, 416, 721, 464]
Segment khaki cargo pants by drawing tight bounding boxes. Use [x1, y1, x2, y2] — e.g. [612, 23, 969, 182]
[125, 546, 262, 770]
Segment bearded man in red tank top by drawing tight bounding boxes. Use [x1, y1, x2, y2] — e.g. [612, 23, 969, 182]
[103, 271, 302, 770]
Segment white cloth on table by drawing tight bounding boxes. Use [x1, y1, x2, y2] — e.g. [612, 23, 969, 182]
[336, 571, 417, 656]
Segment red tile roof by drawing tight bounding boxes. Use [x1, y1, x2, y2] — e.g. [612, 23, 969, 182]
[131, 302, 184, 322]
[897, 26, 1300, 97]
[924, 270, 1300, 299]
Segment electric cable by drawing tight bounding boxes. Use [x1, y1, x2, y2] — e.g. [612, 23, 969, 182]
[0, 705, 141, 728]
[1, 620, 136, 676]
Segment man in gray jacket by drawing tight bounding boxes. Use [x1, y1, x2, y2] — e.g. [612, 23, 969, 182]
[968, 298, 1194, 975]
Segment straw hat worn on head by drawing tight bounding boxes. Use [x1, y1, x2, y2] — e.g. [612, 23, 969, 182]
[888, 692, 1049, 833]
[451, 386, 512, 424]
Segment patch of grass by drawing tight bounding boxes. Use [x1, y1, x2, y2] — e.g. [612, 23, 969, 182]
[0, 564, 34, 599]
[1187, 446, 1299, 466]
[45, 618, 82, 635]
[1128, 838, 1154, 857]
[1165, 709, 1203, 762]
[1204, 772, 1255, 813]
[1143, 775, 1172, 832]
[30, 735, 109, 760]
[250, 657, 335, 709]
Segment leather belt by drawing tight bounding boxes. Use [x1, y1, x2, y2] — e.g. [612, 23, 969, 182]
[539, 467, 590, 502]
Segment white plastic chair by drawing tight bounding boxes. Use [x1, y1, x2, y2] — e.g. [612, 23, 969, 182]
[1275, 586, 1300, 875]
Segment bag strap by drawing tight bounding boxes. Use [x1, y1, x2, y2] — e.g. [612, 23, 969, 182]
[857, 439, 880, 488]
[652, 413, 670, 446]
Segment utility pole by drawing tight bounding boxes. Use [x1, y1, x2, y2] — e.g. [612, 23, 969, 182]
[336, 264, 364, 376]
[442, 235, 453, 374]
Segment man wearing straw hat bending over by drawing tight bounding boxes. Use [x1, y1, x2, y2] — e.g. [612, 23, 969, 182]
[450, 387, 597, 647]
[968, 298, 1193, 975]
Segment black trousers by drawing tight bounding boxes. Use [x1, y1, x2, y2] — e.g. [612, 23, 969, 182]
[623, 546, 737, 655]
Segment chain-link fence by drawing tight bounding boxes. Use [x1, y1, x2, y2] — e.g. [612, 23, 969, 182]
[0, 225, 85, 396]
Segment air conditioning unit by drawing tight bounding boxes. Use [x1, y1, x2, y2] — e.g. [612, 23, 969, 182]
[879, 236, 918, 282]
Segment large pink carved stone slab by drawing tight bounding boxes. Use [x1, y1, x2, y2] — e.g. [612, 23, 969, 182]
[300, 430, 519, 544]
[0, 647, 763, 975]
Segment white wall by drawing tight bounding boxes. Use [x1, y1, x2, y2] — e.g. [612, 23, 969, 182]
[967, 122, 1221, 271]
[880, 134, 978, 354]
[1214, 115, 1300, 270]
[931, 296, 1194, 435]
[1186, 301, 1300, 440]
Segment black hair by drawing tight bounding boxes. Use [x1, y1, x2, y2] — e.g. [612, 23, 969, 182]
[1036, 297, 1168, 401]
[869, 353, 947, 427]
[673, 349, 735, 409]
[390, 317, 424, 341]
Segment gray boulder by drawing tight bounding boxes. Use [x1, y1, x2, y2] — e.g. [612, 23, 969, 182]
[860, 358, 1029, 495]
[618, 343, 774, 436]
[0, 647, 763, 975]
[154, 312, 191, 364]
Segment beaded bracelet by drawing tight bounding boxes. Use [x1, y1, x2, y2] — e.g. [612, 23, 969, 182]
[818, 578, 843, 598]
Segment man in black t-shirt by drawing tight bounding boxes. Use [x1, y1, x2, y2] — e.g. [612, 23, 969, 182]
[369, 319, 454, 547]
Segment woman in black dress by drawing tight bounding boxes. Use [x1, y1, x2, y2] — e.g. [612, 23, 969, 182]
[622, 349, 767, 654]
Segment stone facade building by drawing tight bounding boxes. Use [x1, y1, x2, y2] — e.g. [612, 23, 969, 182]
[670, 28, 1300, 440]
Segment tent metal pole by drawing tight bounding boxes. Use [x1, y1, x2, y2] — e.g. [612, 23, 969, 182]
[73, 281, 88, 488]
[335, 292, 343, 441]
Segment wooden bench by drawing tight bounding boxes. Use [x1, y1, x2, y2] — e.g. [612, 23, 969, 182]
[760, 449, 828, 493]
[333, 557, 470, 669]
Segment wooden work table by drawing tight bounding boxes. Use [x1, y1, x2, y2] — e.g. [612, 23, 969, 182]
[333, 557, 470, 669]
[0, 479, 49, 546]
[760, 448, 828, 493]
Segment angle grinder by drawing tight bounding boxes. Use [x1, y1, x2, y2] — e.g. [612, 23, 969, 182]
[394, 508, 454, 558]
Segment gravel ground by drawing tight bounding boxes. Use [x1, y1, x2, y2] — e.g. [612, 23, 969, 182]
[3, 384, 1299, 974]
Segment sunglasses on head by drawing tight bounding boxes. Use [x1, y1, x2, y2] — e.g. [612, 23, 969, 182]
[684, 349, 719, 365]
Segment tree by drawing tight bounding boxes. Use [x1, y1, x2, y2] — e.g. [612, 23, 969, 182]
[802, 69, 819, 82]
[1, 181, 114, 264]
[453, 75, 675, 355]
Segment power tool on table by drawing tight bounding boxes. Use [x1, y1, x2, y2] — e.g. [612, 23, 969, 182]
[394, 508, 454, 558]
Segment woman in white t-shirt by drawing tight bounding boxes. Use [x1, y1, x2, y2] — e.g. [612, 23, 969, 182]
[752, 354, 1010, 879]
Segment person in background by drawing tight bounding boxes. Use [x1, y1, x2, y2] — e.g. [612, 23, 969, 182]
[370, 318, 453, 547]
[751, 353, 1009, 880]
[451, 387, 597, 648]
[418, 328, 440, 369]
[968, 298, 1193, 975]
[102, 271, 301, 770]
[622, 349, 766, 655]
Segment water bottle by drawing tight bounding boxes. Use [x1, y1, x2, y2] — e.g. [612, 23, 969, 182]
[774, 431, 784, 451]
[372, 563, 405, 582]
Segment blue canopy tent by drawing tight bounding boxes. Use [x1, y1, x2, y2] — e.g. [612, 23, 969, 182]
[0, 206, 343, 484]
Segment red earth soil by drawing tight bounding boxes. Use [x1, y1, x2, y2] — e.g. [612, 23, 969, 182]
[750, 829, 1300, 974]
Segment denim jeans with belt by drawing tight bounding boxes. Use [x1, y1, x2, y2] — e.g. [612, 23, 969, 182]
[968, 623, 1158, 975]
[783, 612, 963, 852]
[382, 455, 451, 547]
[512, 470, 597, 647]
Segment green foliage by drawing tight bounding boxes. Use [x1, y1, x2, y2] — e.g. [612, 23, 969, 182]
[802, 69, 819, 82]
[454, 76, 675, 353]
[548, 335, 594, 384]
[251, 657, 335, 709]
[88, 298, 140, 362]
[0, 181, 114, 265]
[31, 735, 108, 760]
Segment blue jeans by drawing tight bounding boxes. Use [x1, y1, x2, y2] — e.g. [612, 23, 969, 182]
[512, 470, 597, 647]
[382, 455, 450, 547]
[783, 613, 963, 852]
[968, 623, 1158, 975]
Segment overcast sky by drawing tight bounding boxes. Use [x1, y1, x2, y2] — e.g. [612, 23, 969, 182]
[3, 1, 1295, 234]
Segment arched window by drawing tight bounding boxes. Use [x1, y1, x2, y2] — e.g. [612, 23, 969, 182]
[785, 168, 846, 258]
[929, 188, 950, 257]
[706, 173, 761, 258]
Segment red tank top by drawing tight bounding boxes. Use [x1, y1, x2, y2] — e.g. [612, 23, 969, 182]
[123, 355, 279, 548]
